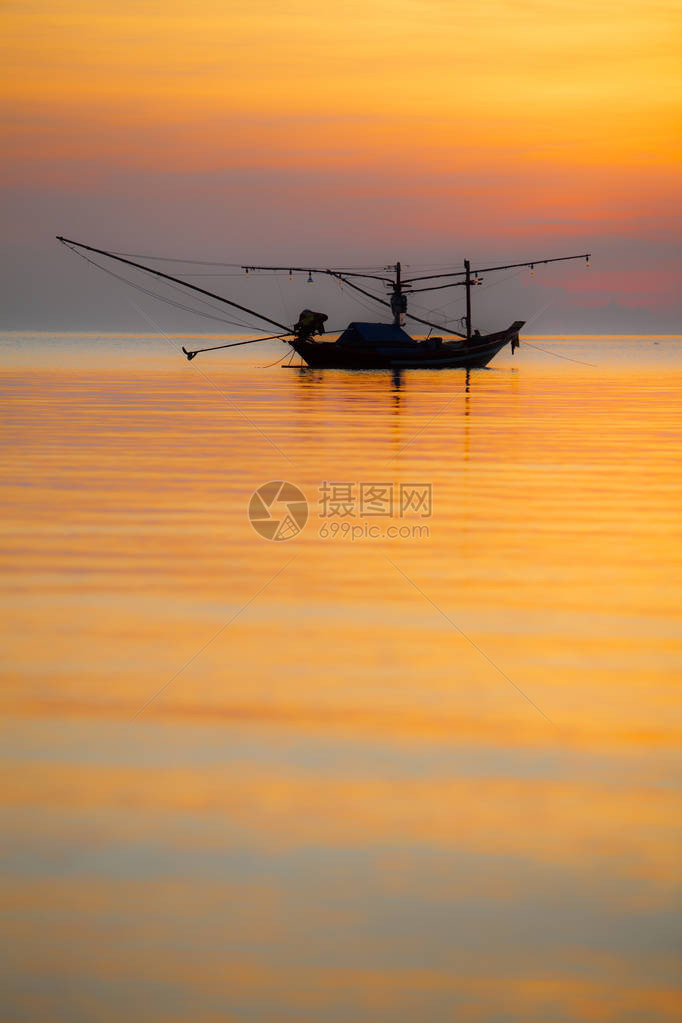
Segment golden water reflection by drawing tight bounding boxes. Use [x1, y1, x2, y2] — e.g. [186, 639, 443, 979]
[1, 334, 680, 1021]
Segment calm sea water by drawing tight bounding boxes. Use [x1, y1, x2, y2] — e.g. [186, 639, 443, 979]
[1, 332, 681, 1022]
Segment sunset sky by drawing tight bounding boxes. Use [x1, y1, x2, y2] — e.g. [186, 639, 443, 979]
[2, 0, 681, 330]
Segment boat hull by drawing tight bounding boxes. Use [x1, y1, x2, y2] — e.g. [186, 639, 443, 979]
[289, 322, 524, 370]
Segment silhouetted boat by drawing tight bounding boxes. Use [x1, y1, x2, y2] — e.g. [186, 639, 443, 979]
[290, 320, 524, 370]
[56, 237, 590, 370]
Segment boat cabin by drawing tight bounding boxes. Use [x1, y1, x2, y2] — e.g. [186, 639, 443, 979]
[336, 322, 416, 348]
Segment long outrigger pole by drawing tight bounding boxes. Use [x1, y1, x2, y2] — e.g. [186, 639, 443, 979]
[403, 252, 591, 284]
[244, 251, 590, 340]
[56, 236, 292, 336]
[181, 333, 293, 360]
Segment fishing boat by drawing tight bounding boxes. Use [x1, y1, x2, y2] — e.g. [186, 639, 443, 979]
[289, 319, 524, 370]
[56, 238, 590, 370]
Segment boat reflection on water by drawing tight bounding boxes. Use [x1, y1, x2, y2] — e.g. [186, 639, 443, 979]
[286, 361, 483, 423]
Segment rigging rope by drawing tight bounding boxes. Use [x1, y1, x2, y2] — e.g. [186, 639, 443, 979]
[62, 241, 291, 335]
[66, 245, 253, 329]
[108, 249, 393, 273]
[520, 341, 597, 367]
[258, 347, 296, 369]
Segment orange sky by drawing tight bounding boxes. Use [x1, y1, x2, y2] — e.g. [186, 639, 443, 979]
[1, 0, 681, 327]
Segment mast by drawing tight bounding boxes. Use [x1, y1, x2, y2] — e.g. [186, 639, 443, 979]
[389, 261, 408, 327]
[464, 259, 472, 338]
[396, 261, 401, 326]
